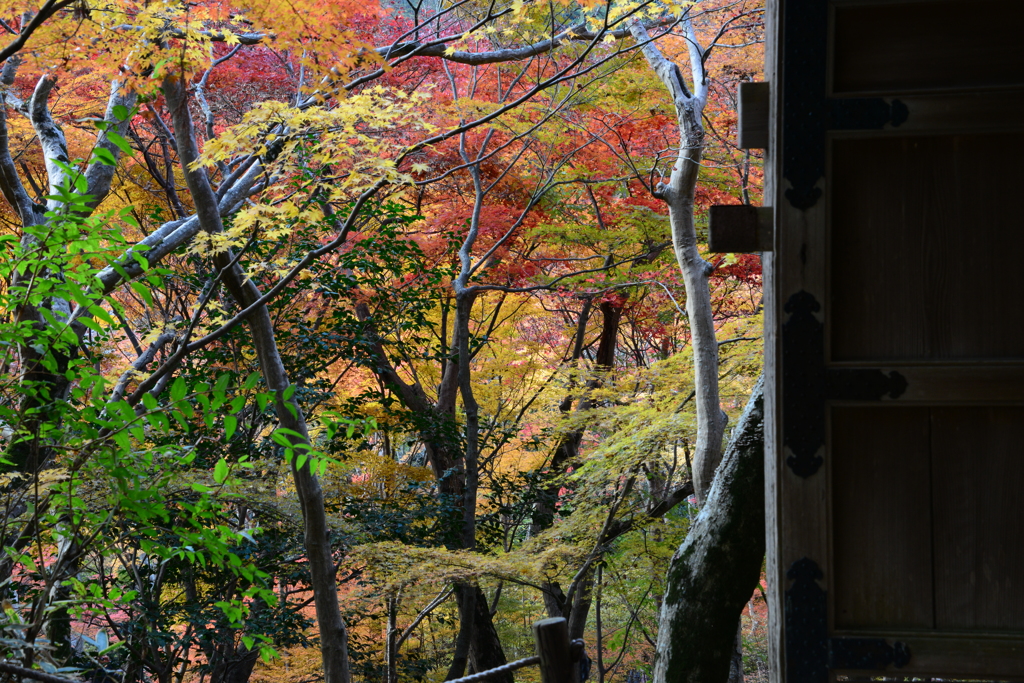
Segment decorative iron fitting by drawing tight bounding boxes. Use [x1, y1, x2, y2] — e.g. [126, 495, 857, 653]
[782, 0, 909, 210]
[785, 558, 912, 681]
[782, 291, 825, 477]
[785, 558, 828, 683]
[830, 98, 908, 130]
[826, 369, 908, 401]
[829, 638, 911, 671]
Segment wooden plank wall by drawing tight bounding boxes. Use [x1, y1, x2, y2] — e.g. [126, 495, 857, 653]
[831, 407, 932, 630]
[932, 407, 1024, 632]
[830, 134, 1024, 361]
[832, 0, 1024, 94]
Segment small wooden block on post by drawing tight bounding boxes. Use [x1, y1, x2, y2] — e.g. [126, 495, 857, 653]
[533, 617, 579, 683]
[708, 205, 774, 253]
[738, 81, 770, 150]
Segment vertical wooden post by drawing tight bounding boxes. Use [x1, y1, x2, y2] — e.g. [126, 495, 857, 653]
[532, 617, 579, 683]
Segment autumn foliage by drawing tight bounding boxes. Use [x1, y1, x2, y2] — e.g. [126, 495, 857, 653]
[0, 1, 764, 683]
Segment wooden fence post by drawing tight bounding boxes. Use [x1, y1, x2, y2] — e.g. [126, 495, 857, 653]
[532, 617, 579, 683]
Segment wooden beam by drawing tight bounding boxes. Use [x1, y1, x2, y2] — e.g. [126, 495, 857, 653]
[708, 204, 774, 253]
[738, 81, 770, 149]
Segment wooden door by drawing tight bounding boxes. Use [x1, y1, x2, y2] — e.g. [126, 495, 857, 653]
[764, 1, 1024, 680]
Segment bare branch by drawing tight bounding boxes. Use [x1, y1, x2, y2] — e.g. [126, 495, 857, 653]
[110, 25, 269, 45]
[395, 587, 455, 650]
[0, 0, 78, 65]
[110, 331, 176, 403]
[93, 161, 263, 294]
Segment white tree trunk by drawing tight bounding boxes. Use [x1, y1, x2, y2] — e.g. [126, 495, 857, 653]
[629, 18, 725, 504]
[630, 15, 759, 683]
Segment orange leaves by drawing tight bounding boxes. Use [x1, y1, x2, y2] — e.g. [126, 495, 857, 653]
[231, 0, 381, 83]
[0, 0, 385, 93]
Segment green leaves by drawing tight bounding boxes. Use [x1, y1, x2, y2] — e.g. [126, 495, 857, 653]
[92, 147, 117, 166]
[106, 132, 132, 155]
[224, 415, 238, 441]
[170, 376, 188, 402]
[213, 458, 229, 484]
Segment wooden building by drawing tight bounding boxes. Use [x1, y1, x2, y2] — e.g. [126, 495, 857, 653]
[759, 0, 1024, 680]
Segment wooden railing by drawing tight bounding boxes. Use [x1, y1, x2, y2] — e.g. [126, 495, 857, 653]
[1, 617, 586, 683]
[446, 617, 585, 683]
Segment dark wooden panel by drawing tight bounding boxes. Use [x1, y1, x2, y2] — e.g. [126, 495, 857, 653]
[827, 365, 1024, 404]
[831, 407, 934, 630]
[932, 407, 1024, 631]
[832, 0, 1024, 94]
[830, 134, 1024, 361]
[738, 81, 770, 149]
[830, 632, 1024, 681]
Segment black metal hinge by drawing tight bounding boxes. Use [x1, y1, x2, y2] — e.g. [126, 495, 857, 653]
[781, 292, 826, 478]
[785, 558, 911, 682]
[826, 368, 907, 401]
[829, 637, 911, 670]
[782, 0, 909, 211]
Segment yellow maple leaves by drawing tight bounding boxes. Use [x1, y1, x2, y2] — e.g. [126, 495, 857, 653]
[350, 540, 587, 594]
[189, 85, 433, 256]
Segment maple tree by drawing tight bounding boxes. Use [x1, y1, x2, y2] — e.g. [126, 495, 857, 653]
[0, 1, 765, 683]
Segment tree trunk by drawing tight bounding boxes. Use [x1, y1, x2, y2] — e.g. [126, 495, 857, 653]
[629, 17, 757, 683]
[629, 18, 726, 507]
[727, 623, 745, 683]
[445, 585, 475, 680]
[468, 585, 513, 683]
[385, 595, 399, 683]
[163, 75, 351, 683]
[536, 299, 623, 626]
[653, 377, 764, 683]
[357, 300, 511, 682]
[214, 647, 261, 683]
[566, 566, 595, 641]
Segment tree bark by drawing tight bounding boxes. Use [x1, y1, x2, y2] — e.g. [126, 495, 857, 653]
[630, 16, 758, 683]
[162, 75, 351, 683]
[207, 598, 267, 683]
[727, 623, 745, 683]
[444, 585, 475, 681]
[6, 75, 134, 474]
[566, 565, 595, 641]
[629, 18, 726, 507]
[653, 377, 764, 683]
[468, 585, 513, 683]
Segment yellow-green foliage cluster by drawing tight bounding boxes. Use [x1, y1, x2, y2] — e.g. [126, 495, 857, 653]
[187, 86, 434, 258]
[349, 540, 589, 596]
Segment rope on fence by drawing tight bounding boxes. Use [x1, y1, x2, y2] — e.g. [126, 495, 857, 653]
[444, 655, 542, 683]
[444, 630, 586, 683]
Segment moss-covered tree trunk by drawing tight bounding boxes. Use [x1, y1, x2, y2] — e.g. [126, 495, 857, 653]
[653, 377, 765, 683]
